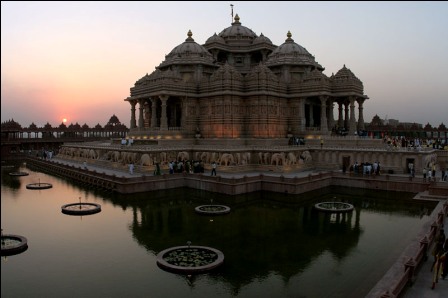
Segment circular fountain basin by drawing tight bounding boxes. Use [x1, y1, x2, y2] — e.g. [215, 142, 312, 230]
[157, 245, 224, 274]
[26, 183, 53, 189]
[9, 172, 29, 176]
[194, 205, 231, 215]
[1, 234, 28, 256]
[314, 201, 354, 213]
[61, 203, 102, 215]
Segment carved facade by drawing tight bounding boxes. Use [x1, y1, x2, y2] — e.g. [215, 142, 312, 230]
[125, 15, 368, 140]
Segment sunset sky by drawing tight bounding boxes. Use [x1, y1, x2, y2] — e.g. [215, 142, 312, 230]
[2, 1, 447, 128]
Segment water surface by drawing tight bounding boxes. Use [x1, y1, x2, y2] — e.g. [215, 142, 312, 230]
[1, 161, 436, 298]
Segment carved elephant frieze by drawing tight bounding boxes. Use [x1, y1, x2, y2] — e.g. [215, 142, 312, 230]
[258, 152, 271, 165]
[200, 152, 210, 164]
[210, 152, 219, 164]
[140, 153, 153, 166]
[271, 152, 286, 166]
[300, 151, 312, 163]
[177, 151, 189, 162]
[220, 153, 234, 166]
[286, 152, 297, 165]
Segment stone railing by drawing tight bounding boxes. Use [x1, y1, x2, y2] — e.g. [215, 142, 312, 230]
[375, 201, 448, 298]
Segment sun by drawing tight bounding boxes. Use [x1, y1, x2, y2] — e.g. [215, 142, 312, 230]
[62, 118, 67, 123]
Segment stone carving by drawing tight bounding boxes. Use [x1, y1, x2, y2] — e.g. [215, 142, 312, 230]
[200, 152, 210, 163]
[258, 152, 271, 165]
[140, 153, 153, 166]
[286, 152, 297, 165]
[89, 149, 98, 159]
[121, 152, 138, 164]
[220, 153, 234, 166]
[243, 152, 251, 165]
[271, 152, 286, 166]
[300, 151, 312, 163]
[111, 151, 121, 162]
[194, 152, 202, 160]
[159, 152, 168, 165]
[424, 153, 437, 168]
[210, 152, 219, 163]
[177, 151, 189, 161]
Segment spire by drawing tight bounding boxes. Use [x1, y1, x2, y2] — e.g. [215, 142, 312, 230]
[233, 14, 240, 25]
[185, 30, 194, 41]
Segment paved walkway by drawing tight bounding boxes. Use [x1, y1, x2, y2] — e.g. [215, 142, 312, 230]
[403, 217, 448, 298]
[47, 157, 448, 297]
[48, 157, 320, 179]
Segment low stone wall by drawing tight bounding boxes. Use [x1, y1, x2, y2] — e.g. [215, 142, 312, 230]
[366, 201, 448, 298]
[25, 157, 448, 196]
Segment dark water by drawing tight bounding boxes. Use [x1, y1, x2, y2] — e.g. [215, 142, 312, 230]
[1, 160, 437, 298]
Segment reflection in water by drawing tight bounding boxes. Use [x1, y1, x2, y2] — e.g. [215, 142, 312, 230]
[1, 160, 437, 298]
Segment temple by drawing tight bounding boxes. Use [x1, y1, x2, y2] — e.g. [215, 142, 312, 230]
[125, 15, 368, 140]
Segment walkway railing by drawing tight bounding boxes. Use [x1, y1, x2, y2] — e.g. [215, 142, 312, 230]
[378, 202, 448, 298]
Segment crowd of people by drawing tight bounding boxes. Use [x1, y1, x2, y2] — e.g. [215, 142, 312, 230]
[384, 136, 447, 151]
[348, 161, 381, 175]
[167, 160, 205, 175]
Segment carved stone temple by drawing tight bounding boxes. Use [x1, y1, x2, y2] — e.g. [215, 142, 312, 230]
[125, 14, 368, 140]
[54, 14, 445, 176]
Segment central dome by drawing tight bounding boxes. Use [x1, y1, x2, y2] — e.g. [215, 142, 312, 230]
[217, 14, 257, 44]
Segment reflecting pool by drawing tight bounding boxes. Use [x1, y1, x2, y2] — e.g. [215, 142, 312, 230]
[1, 161, 437, 298]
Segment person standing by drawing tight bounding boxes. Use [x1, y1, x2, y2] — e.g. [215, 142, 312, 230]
[442, 238, 448, 279]
[211, 161, 217, 176]
[432, 163, 436, 181]
[168, 161, 174, 174]
[154, 163, 161, 176]
[129, 162, 134, 175]
[320, 138, 324, 149]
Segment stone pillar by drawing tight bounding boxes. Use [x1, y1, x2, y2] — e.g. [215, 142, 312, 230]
[151, 98, 157, 128]
[309, 104, 314, 127]
[299, 98, 306, 131]
[319, 96, 328, 133]
[338, 101, 344, 128]
[130, 100, 137, 129]
[327, 98, 335, 132]
[160, 95, 169, 130]
[344, 101, 349, 129]
[357, 98, 365, 131]
[138, 99, 144, 129]
[349, 97, 357, 134]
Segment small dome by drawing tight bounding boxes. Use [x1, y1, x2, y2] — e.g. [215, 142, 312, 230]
[302, 68, 330, 84]
[159, 30, 214, 68]
[266, 31, 322, 69]
[107, 114, 121, 126]
[205, 33, 226, 45]
[1, 119, 22, 131]
[43, 122, 53, 129]
[253, 33, 272, 45]
[331, 65, 364, 93]
[271, 31, 309, 55]
[300, 69, 331, 92]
